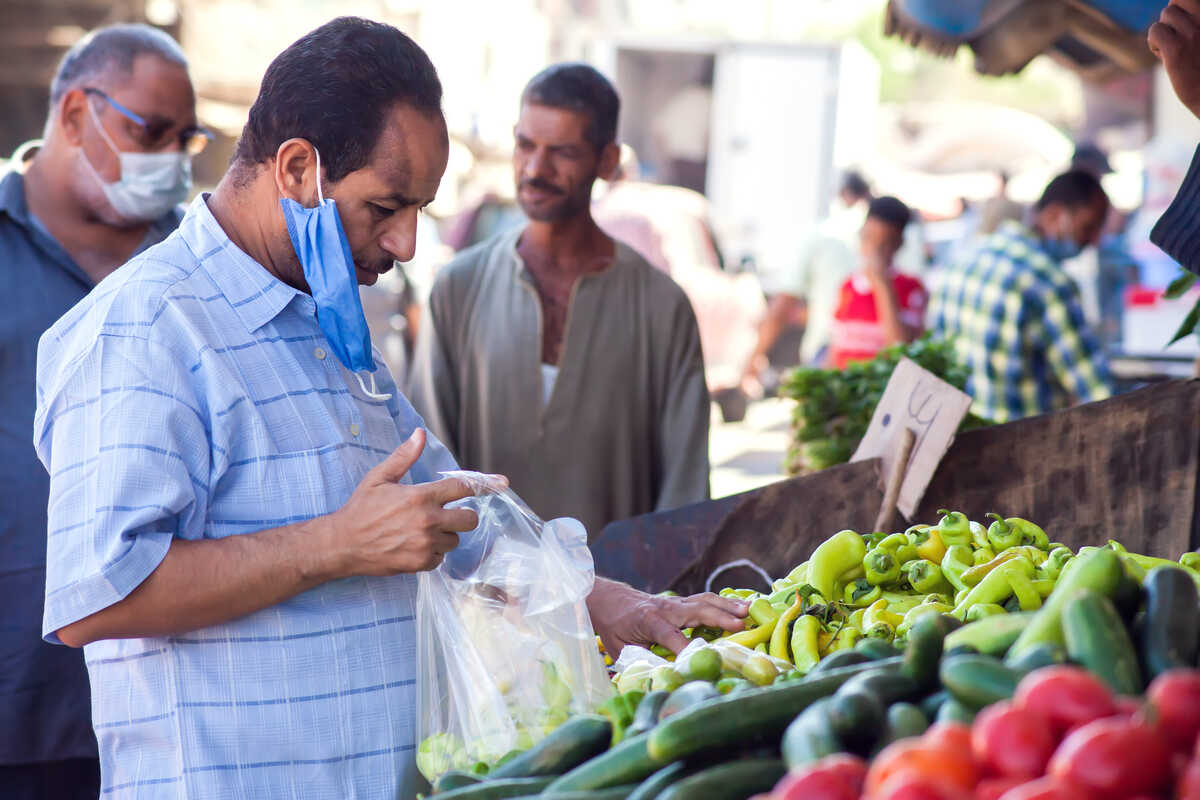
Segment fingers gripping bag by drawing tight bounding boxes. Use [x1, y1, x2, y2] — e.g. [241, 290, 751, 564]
[415, 471, 613, 782]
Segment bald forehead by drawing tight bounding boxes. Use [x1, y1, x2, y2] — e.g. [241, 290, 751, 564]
[364, 104, 448, 202]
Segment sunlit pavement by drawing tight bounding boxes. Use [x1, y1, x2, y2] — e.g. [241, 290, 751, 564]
[709, 397, 792, 499]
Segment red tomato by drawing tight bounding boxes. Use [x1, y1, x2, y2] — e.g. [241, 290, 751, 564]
[974, 777, 1024, 800]
[1013, 667, 1115, 734]
[1149, 671, 1200, 752]
[972, 701, 1057, 779]
[1110, 695, 1143, 721]
[872, 768, 973, 800]
[926, 722, 974, 755]
[774, 754, 867, 800]
[866, 740, 979, 797]
[995, 777, 1087, 800]
[1047, 716, 1170, 798]
[1176, 758, 1200, 800]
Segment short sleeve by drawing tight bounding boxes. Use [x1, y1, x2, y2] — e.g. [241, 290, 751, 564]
[34, 334, 211, 642]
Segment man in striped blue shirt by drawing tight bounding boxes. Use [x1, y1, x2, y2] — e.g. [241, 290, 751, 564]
[927, 171, 1114, 423]
[34, 18, 746, 800]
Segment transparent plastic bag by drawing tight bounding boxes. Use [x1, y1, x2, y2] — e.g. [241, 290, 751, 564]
[415, 471, 613, 781]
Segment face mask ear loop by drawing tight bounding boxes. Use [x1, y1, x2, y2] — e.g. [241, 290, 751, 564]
[355, 371, 393, 402]
[313, 145, 325, 205]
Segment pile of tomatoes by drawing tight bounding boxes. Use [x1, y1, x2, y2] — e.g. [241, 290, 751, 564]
[760, 666, 1200, 800]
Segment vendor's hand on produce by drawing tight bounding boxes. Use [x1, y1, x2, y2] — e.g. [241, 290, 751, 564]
[587, 578, 749, 656]
[1149, 0, 1200, 120]
[323, 428, 484, 576]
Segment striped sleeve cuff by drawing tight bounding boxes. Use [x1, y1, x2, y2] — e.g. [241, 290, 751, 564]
[1152, 145, 1200, 275]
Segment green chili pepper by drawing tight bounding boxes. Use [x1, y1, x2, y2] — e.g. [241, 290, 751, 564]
[965, 603, 1006, 622]
[719, 588, 757, 600]
[941, 544, 974, 593]
[895, 544, 921, 564]
[864, 549, 901, 586]
[843, 577, 882, 607]
[952, 558, 1035, 619]
[790, 614, 822, 674]
[962, 549, 1026, 587]
[985, 512, 1022, 552]
[780, 561, 810, 587]
[1037, 546, 1073, 581]
[748, 598, 781, 628]
[864, 621, 895, 641]
[922, 593, 953, 606]
[1032, 579, 1056, 598]
[1006, 517, 1050, 550]
[1182, 552, 1200, 572]
[908, 526, 947, 563]
[1007, 565, 1043, 611]
[809, 530, 869, 603]
[970, 521, 990, 550]
[902, 559, 951, 595]
[896, 602, 953, 637]
[973, 546, 996, 566]
[864, 531, 889, 548]
[877, 533, 910, 553]
[935, 509, 972, 547]
[1048, 542, 1069, 552]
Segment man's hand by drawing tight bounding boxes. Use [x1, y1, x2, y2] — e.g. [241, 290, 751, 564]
[1149, 0, 1200, 120]
[587, 578, 749, 656]
[320, 428, 482, 577]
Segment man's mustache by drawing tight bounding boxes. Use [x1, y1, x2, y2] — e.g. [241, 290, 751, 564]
[520, 179, 565, 195]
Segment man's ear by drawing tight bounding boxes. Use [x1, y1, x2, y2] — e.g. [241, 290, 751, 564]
[597, 142, 621, 181]
[274, 138, 319, 205]
[57, 88, 90, 147]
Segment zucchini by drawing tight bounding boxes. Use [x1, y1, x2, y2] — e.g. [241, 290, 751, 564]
[434, 771, 484, 793]
[1008, 549, 1124, 659]
[829, 687, 885, 753]
[1062, 589, 1143, 695]
[657, 759, 786, 800]
[648, 666, 867, 763]
[902, 614, 959, 689]
[626, 763, 690, 800]
[546, 733, 661, 793]
[875, 702, 929, 753]
[808, 649, 871, 675]
[939, 654, 1021, 708]
[436, 777, 555, 800]
[1140, 566, 1200, 679]
[628, 692, 669, 738]
[490, 715, 613, 779]
[658, 682, 721, 721]
[781, 697, 841, 769]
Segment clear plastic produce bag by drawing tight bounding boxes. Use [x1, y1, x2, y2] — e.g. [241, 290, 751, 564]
[415, 472, 613, 781]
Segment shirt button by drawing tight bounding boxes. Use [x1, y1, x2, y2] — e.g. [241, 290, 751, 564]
[314, 347, 327, 360]
[350, 423, 360, 437]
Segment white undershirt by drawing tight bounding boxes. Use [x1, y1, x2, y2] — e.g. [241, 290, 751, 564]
[541, 363, 559, 407]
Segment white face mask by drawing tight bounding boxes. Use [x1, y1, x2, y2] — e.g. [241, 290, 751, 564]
[83, 99, 191, 222]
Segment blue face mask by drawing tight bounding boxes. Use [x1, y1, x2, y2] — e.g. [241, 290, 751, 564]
[1042, 235, 1083, 262]
[280, 146, 391, 401]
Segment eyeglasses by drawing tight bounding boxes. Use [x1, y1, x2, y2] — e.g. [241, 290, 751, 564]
[83, 87, 212, 156]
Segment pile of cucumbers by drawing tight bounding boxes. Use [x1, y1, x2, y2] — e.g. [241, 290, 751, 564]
[425, 548, 1200, 800]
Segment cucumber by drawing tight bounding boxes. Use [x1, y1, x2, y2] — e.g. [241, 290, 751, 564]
[436, 777, 555, 800]
[648, 666, 868, 763]
[919, 690, 950, 719]
[1140, 566, 1200, 679]
[855, 639, 900, 661]
[875, 702, 929, 752]
[939, 654, 1021, 708]
[902, 614, 959, 689]
[546, 733, 661, 793]
[658, 682, 721, 721]
[937, 697, 978, 724]
[1062, 589, 1143, 695]
[1008, 549, 1124, 659]
[434, 770, 484, 793]
[944, 644, 979, 658]
[657, 759, 786, 800]
[809, 649, 871, 675]
[1005, 643, 1066, 675]
[532, 787, 640, 800]
[781, 697, 841, 769]
[803, 655, 905, 684]
[490, 715, 613, 779]
[829, 687, 885, 753]
[626, 763, 690, 800]
[628, 692, 669, 738]
[838, 670, 920, 705]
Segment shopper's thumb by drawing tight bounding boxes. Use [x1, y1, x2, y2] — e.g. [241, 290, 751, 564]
[372, 428, 426, 484]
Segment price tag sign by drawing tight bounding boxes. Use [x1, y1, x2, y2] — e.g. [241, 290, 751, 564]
[852, 357, 973, 519]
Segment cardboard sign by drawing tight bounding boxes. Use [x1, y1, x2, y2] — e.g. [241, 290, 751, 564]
[852, 357, 973, 519]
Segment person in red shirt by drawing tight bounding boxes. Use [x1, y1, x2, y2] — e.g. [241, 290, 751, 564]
[829, 196, 927, 369]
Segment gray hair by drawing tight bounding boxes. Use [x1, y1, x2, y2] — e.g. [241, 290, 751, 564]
[49, 23, 188, 110]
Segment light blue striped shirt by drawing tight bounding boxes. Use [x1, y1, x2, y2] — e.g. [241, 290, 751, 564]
[34, 194, 456, 799]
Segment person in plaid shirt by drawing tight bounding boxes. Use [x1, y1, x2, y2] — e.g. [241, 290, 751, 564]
[927, 170, 1114, 423]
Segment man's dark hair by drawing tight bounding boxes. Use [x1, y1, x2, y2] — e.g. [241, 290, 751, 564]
[233, 17, 443, 182]
[867, 195, 912, 231]
[49, 24, 187, 110]
[840, 170, 872, 202]
[521, 63, 619, 152]
[1035, 170, 1108, 212]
